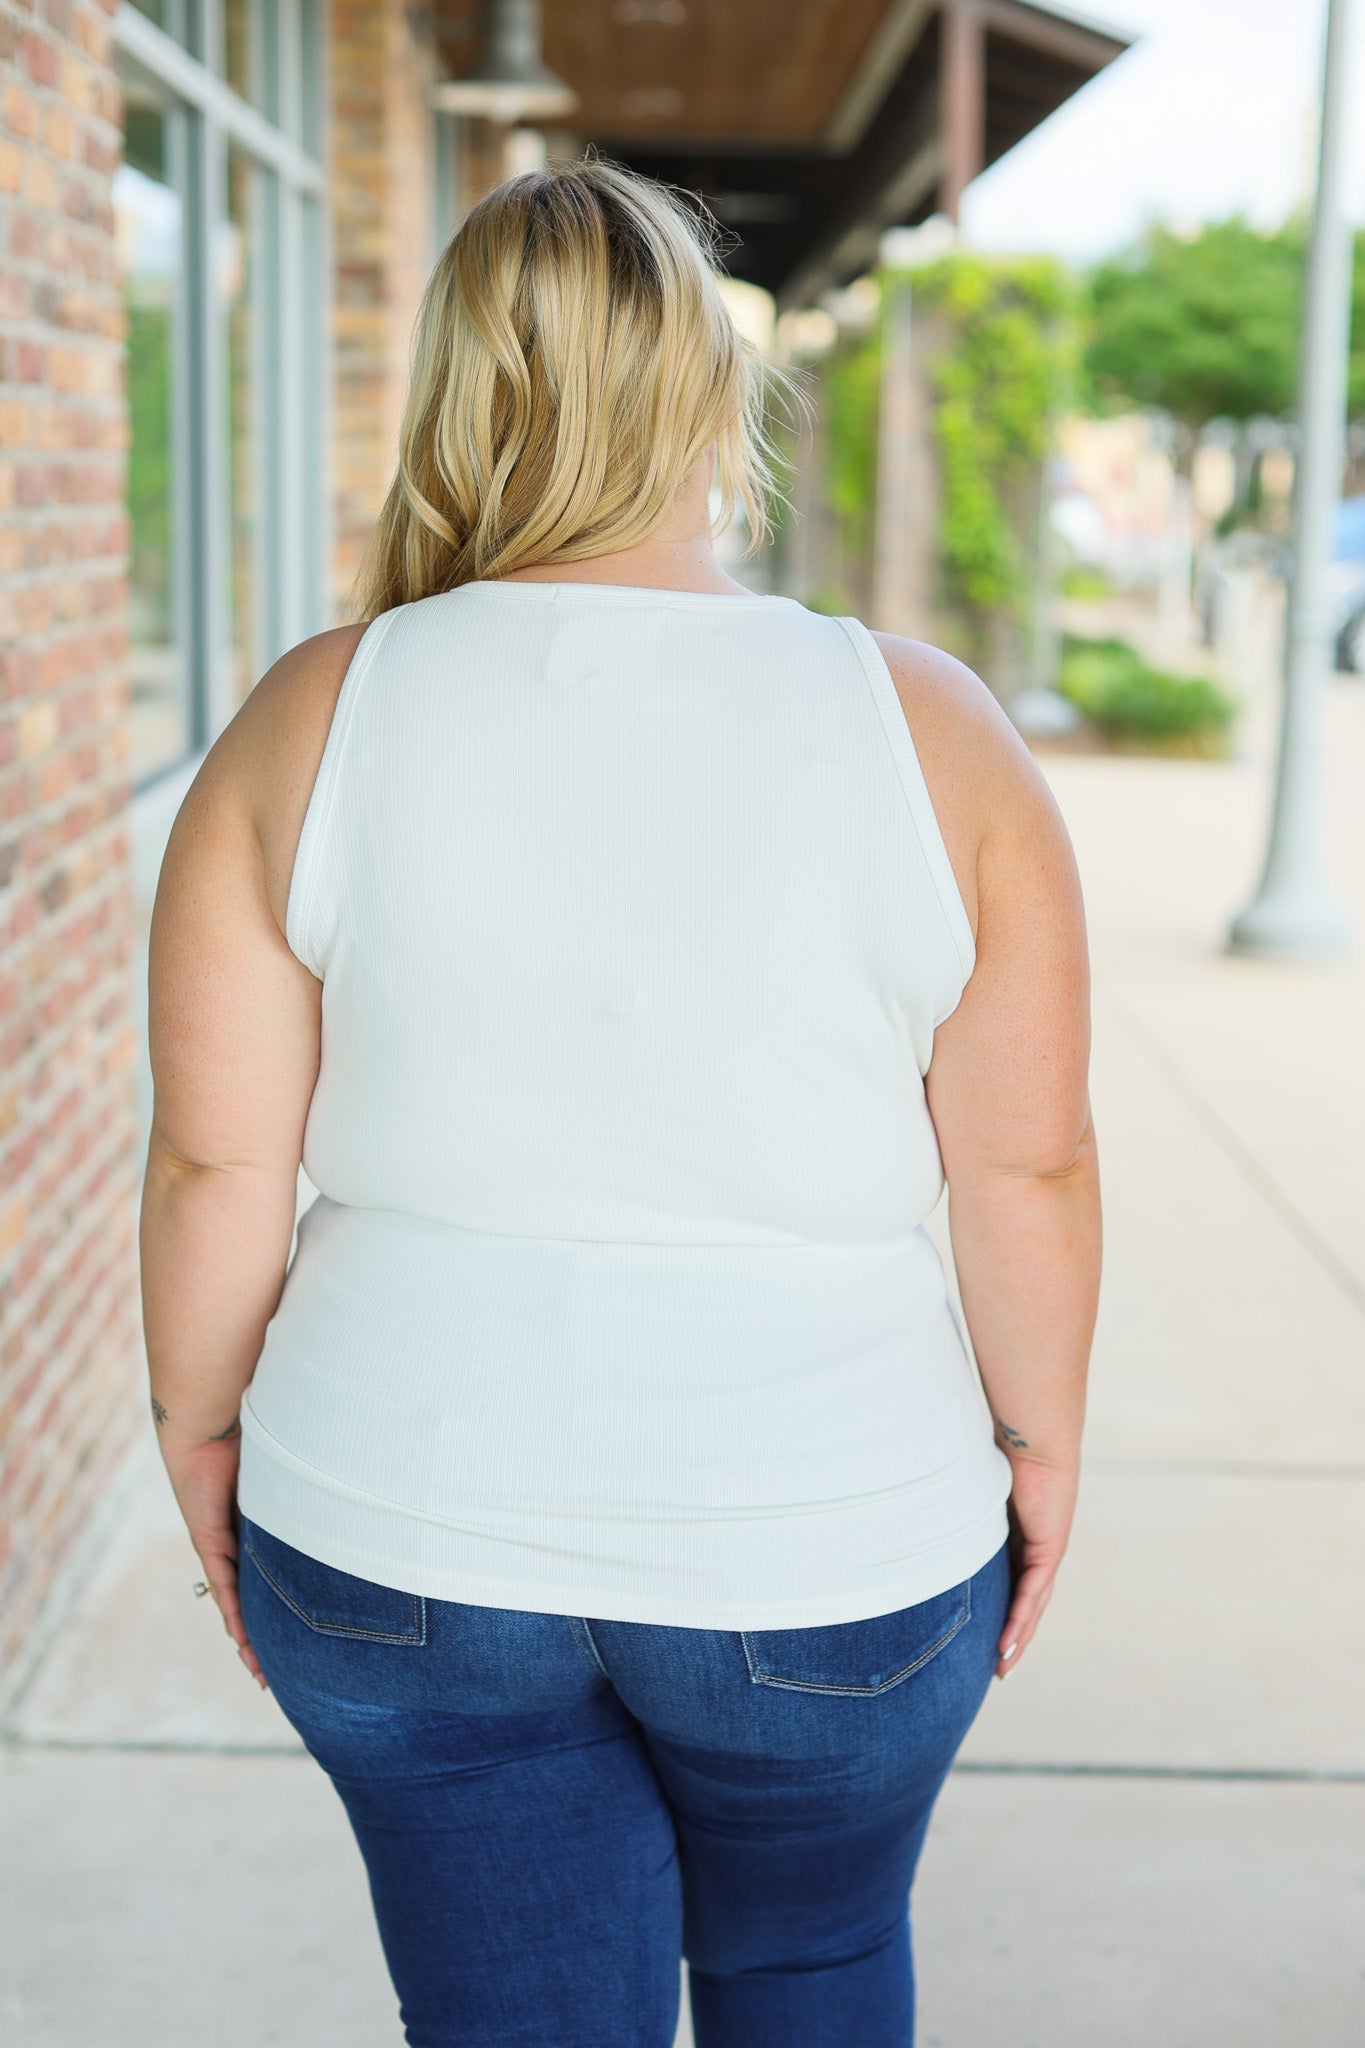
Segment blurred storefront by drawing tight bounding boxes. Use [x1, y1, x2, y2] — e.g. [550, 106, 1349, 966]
[0, 0, 1122, 1691]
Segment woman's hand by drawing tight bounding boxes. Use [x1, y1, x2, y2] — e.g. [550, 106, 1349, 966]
[158, 1422, 268, 1689]
[994, 1453, 1079, 1680]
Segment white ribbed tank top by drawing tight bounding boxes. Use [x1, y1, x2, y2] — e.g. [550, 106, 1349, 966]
[238, 581, 1011, 1627]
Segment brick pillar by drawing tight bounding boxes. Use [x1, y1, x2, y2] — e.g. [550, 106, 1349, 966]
[330, 0, 438, 612]
[459, 116, 512, 209]
[0, 0, 142, 1681]
[785, 358, 838, 611]
[871, 276, 941, 639]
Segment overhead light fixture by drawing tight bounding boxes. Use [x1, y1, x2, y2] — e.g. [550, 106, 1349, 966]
[432, 0, 578, 124]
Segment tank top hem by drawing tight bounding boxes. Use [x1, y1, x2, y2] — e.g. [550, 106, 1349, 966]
[238, 1395, 1011, 1629]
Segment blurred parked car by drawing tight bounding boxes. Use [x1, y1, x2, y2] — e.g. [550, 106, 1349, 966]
[1327, 496, 1365, 673]
[1194, 527, 1289, 650]
[1196, 497, 1365, 673]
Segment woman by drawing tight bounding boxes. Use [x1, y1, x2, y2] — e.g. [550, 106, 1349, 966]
[141, 161, 1099, 2048]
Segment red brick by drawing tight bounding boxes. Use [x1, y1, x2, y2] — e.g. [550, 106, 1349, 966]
[22, 32, 59, 90]
[1, 0, 138, 1683]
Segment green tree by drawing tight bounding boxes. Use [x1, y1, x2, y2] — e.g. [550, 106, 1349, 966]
[914, 252, 1077, 621]
[1085, 217, 1365, 441]
[813, 252, 1077, 659]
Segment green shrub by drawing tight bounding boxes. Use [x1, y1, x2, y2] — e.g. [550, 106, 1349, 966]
[1060, 564, 1112, 598]
[798, 588, 846, 618]
[1059, 636, 1237, 753]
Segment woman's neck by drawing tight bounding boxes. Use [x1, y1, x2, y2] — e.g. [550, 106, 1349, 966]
[494, 462, 753, 597]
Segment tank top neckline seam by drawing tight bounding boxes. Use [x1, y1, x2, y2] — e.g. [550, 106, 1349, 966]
[458, 579, 802, 607]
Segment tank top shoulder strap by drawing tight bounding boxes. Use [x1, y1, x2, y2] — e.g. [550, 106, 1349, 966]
[832, 613, 977, 986]
[285, 607, 401, 977]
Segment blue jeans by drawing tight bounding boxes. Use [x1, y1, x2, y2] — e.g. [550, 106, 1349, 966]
[239, 1518, 1011, 2048]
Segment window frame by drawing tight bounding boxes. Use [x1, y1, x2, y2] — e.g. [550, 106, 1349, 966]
[115, 0, 329, 792]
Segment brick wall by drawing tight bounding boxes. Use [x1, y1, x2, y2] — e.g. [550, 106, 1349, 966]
[0, 0, 141, 1681]
[329, 0, 438, 611]
[0, 0, 460, 1684]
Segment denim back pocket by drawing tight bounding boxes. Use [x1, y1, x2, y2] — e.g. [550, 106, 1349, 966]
[242, 1521, 427, 1646]
[741, 1577, 971, 1696]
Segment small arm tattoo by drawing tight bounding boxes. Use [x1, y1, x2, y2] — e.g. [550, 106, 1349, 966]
[150, 1397, 240, 1443]
[995, 1418, 1030, 1450]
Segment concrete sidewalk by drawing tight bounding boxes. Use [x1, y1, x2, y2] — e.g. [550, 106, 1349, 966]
[4, 678, 1364, 2047]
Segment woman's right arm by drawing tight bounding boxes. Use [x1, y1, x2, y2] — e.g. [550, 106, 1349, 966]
[884, 638, 1101, 1681]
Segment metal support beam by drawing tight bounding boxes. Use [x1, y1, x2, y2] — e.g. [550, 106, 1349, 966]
[823, 0, 936, 154]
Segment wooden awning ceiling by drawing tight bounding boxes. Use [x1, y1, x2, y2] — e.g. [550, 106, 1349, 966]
[434, 1, 1130, 308]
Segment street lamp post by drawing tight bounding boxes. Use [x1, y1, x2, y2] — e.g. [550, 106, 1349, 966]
[1228, 0, 1356, 959]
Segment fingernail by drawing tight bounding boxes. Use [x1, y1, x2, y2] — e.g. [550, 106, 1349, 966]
[1002, 1642, 1018, 1661]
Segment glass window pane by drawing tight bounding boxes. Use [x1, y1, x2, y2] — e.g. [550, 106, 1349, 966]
[114, 95, 189, 782]
[224, 150, 261, 708]
[299, 0, 323, 154]
[223, 0, 267, 113]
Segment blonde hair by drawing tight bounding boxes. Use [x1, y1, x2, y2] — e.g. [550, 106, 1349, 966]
[357, 158, 792, 616]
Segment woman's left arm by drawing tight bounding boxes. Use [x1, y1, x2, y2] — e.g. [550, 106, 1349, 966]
[140, 628, 361, 1684]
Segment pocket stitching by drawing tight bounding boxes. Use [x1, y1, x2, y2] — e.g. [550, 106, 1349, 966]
[244, 1535, 427, 1646]
[567, 1616, 610, 1680]
[741, 1583, 971, 1696]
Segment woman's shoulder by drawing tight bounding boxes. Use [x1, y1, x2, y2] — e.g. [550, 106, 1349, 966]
[865, 631, 1076, 940]
[176, 621, 371, 939]
[867, 632, 1042, 804]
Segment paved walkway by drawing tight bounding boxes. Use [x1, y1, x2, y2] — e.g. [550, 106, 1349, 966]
[4, 674, 1363, 2047]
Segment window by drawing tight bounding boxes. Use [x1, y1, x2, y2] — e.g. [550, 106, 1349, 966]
[114, 0, 326, 787]
[225, 146, 261, 711]
[114, 96, 188, 780]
